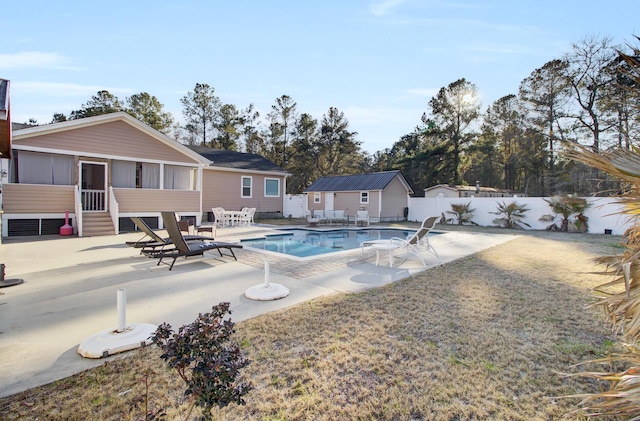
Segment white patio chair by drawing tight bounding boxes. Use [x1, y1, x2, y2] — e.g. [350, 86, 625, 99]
[212, 207, 228, 227]
[237, 207, 251, 226]
[247, 207, 256, 225]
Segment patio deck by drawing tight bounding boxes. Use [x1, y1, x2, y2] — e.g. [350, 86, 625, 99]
[0, 224, 518, 397]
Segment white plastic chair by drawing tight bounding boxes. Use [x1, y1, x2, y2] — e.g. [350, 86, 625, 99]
[212, 207, 227, 227]
[355, 210, 370, 226]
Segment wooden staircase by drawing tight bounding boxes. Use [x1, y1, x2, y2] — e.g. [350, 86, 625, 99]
[82, 212, 115, 237]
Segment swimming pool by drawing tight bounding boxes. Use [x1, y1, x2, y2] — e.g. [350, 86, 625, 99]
[240, 228, 419, 258]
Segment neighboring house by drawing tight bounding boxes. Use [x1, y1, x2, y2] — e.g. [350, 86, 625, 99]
[424, 183, 518, 198]
[3, 112, 210, 237]
[189, 147, 289, 221]
[304, 170, 413, 222]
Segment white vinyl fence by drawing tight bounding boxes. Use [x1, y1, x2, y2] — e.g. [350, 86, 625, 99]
[408, 197, 633, 235]
[284, 194, 309, 218]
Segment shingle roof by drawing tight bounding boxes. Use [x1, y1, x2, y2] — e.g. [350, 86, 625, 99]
[189, 147, 287, 173]
[305, 170, 412, 193]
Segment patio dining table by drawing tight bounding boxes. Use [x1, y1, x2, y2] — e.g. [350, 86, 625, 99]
[223, 210, 243, 226]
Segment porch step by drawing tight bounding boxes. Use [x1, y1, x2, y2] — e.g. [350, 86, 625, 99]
[82, 212, 115, 237]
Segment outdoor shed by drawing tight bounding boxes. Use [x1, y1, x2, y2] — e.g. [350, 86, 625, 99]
[304, 170, 413, 222]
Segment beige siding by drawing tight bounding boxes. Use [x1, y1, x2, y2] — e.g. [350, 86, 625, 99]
[3, 184, 74, 213]
[310, 191, 382, 219]
[333, 193, 363, 219]
[17, 121, 199, 163]
[113, 188, 200, 212]
[365, 191, 381, 218]
[307, 192, 324, 213]
[202, 170, 284, 213]
[380, 177, 409, 220]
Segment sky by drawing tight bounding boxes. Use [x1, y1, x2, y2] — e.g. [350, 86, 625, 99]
[1, 0, 638, 154]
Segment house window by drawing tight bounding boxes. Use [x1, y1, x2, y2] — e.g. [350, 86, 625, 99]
[264, 178, 280, 197]
[360, 191, 369, 204]
[314, 192, 321, 203]
[242, 176, 252, 198]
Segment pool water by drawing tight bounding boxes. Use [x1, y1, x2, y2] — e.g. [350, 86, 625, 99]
[240, 228, 419, 258]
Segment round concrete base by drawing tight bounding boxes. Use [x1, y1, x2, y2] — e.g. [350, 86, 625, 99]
[245, 283, 290, 301]
[77, 323, 158, 359]
[0, 278, 24, 288]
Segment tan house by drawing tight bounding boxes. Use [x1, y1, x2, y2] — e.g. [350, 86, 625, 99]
[191, 148, 289, 222]
[424, 183, 517, 198]
[1, 112, 287, 237]
[304, 170, 413, 222]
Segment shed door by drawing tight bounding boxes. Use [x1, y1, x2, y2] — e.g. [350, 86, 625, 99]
[324, 192, 334, 211]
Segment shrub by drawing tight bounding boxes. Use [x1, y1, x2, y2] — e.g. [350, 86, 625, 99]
[151, 302, 252, 420]
[538, 195, 590, 232]
[446, 202, 477, 225]
[490, 201, 530, 229]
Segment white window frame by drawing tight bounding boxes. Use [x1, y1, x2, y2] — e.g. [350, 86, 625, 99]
[264, 177, 280, 197]
[313, 192, 321, 203]
[241, 176, 252, 198]
[360, 191, 369, 204]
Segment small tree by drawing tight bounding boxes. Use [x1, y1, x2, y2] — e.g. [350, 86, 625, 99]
[491, 201, 531, 229]
[151, 302, 252, 420]
[446, 202, 477, 225]
[538, 195, 590, 232]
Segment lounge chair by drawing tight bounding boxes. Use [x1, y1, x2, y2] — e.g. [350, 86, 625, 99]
[328, 210, 347, 225]
[126, 217, 208, 255]
[355, 210, 370, 226]
[361, 216, 440, 267]
[306, 210, 322, 226]
[153, 212, 242, 270]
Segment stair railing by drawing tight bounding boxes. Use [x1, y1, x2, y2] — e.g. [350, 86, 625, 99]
[74, 184, 83, 237]
[109, 187, 119, 234]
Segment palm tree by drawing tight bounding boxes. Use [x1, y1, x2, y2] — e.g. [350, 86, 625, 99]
[538, 196, 590, 232]
[446, 202, 477, 225]
[561, 34, 640, 419]
[490, 201, 530, 229]
[562, 143, 640, 417]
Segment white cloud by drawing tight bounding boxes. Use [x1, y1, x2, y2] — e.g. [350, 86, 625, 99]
[12, 81, 135, 97]
[0, 52, 79, 70]
[369, 0, 406, 16]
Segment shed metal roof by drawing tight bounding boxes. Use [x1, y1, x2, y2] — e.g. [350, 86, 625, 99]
[305, 170, 412, 193]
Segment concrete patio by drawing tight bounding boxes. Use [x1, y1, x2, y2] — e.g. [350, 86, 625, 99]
[0, 224, 518, 398]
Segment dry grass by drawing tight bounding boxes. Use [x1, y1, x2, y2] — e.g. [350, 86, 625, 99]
[0, 230, 623, 420]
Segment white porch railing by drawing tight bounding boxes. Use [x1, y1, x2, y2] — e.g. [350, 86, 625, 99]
[82, 189, 106, 211]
